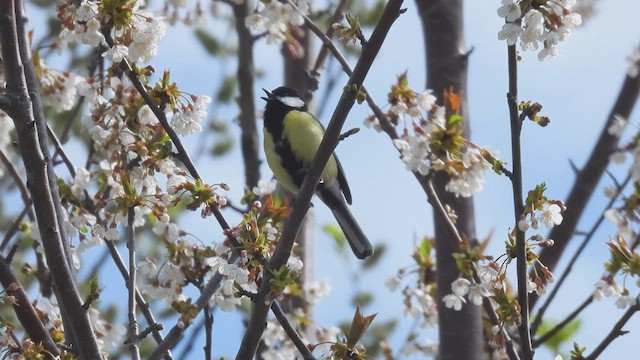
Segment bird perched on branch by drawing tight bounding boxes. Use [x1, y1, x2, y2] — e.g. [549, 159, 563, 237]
[261, 86, 373, 259]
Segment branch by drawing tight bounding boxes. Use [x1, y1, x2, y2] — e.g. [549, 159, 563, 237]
[235, 1, 405, 358]
[585, 296, 640, 360]
[126, 207, 141, 360]
[532, 72, 640, 309]
[291, 0, 398, 138]
[0, 1, 102, 357]
[305, 0, 350, 102]
[533, 294, 593, 347]
[104, 240, 173, 359]
[271, 301, 315, 359]
[530, 173, 632, 335]
[203, 305, 213, 360]
[0, 257, 59, 357]
[15, 0, 75, 273]
[147, 251, 241, 360]
[506, 43, 533, 359]
[424, 178, 519, 360]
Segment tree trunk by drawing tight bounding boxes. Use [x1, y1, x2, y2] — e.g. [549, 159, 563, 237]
[416, 1, 484, 359]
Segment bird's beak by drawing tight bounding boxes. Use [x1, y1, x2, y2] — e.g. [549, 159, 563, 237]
[261, 88, 272, 102]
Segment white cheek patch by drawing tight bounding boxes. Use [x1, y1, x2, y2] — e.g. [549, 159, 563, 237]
[279, 96, 305, 108]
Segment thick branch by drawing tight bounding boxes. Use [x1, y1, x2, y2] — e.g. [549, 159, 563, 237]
[235, 1, 404, 358]
[0, 1, 102, 357]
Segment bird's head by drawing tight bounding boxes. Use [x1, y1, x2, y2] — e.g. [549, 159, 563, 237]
[262, 86, 307, 111]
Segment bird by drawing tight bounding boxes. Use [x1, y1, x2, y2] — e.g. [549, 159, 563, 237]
[261, 86, 373, 259]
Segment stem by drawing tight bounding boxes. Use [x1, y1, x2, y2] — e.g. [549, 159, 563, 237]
[127, 207, 140, 360]
[506, 44, 533, 359]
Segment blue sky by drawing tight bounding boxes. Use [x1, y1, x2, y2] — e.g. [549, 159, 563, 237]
[23, 0, 640, 358]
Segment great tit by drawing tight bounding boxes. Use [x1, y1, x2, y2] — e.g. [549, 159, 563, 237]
[261, 86, 373, 259]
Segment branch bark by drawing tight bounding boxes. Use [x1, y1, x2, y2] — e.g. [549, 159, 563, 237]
[0, 1, 102, 357]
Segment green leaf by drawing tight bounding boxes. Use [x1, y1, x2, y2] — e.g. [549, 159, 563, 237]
[194, 29, 224, 56]
[352, 291, 374, 307]
[537, 319, 582, 354]
[211, 137, 234, 156]
[216, 76, 237, 103]
[323, 223, 347, 252]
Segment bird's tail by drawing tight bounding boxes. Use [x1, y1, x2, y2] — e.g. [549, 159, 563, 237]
[330, 204, 373, 260]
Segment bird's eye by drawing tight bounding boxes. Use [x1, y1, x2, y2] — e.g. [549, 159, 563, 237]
[278, 96, 305, 108]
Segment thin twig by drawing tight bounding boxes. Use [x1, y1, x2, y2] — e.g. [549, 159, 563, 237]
[424, 178, 519, 360]
[271, 302, 315, 360]
[0, 202, 32, 253]
[533, 295, 593, 347]
[506, 43, 533, 359]
[306, 0, 351, 102]
[204, 305, 213, 360]
[585, 295, 640, 360]
[126, 207, 140, 360]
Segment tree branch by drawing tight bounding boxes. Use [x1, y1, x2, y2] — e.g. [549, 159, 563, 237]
[585, 296, 639, 360]
[533, 294, 593, 348]
[0, 256, 59, 357]
[531, 174, 631, 335]
[126, 207, 141, 360]
[235, 1, 405, 358]
[532, 72, 640, 309]
[0, 1, 102, 357]
[506, 42, 533, 359]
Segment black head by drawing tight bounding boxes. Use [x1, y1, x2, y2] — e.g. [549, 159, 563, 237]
[262, 86, 307, 112]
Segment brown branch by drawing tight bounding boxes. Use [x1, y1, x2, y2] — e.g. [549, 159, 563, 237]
[0, 257, 59, 357]
[15, 0, 75, 273]
[416, 1, 483, 359]
[0, 1, 102, 357]
[532, 73, 640, 309]
[585, 296, 639, 360]
[271, 301, 315, 360]
[126, 207, 141, 360]
[505, 43, 533, 359]
[533, 294, 593, 348]
[530, 174, 632, 335]
[305, 0, 351, 102]
[235, 1, 405, 358]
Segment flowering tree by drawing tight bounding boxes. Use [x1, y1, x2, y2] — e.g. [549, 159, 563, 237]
[0, 0, 638, 359]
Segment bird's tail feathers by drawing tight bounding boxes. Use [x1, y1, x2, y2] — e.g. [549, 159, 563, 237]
[331, 205, 373, 260]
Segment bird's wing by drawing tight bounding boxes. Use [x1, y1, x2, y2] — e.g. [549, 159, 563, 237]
[335, 155, 352, 205]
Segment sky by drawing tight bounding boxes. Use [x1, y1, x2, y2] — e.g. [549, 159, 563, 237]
[21, 0, 640, 358]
